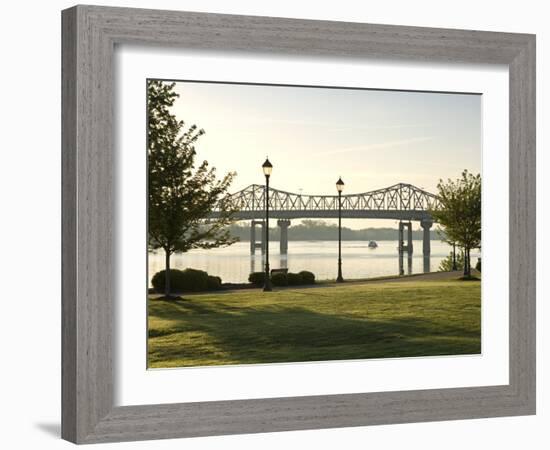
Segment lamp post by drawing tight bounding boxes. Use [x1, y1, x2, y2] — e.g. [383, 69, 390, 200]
[262, 158, 273, 292]
[336, 177, 345, 282]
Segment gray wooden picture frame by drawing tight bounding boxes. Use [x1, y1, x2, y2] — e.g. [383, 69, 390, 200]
[61, 5, 536, 444]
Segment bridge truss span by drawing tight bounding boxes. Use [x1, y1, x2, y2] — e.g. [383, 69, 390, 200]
[216, 183, 440, 221]
[212, 182, 439, 273]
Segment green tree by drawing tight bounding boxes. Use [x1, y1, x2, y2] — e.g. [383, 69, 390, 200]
[148, 80, 237, 297]
[435, 228, 459, 271]
[431, 170, 481, 277]
[438, 250, 465, 272]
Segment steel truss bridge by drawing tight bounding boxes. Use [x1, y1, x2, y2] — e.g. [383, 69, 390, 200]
[212, 182, 439, 274]
[213, 183, 440, 222]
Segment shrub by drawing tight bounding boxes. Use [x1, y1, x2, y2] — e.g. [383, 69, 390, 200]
[298, 270, 315, 284]
[271, 272, 288, 286]
[181, 268, 209, 291]
[249, 270, 315, 288]
[207, 275, 222, 290]
[151, 269, 185, 293]
[248, 272, 266, 286]
[151, 268, 209, 292]
[287, 272, 304, 286]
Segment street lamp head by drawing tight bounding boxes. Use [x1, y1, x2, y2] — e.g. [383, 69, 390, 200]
[336, 177, 345, 192]
[262, 157, 273, 177]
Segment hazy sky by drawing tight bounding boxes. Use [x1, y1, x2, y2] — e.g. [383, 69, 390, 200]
[168, 81, 481, 229]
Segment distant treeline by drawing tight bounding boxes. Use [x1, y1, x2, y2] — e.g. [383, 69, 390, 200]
[227, 220, 443, 241]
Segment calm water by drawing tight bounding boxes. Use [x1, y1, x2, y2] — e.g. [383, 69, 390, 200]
[148, 240, 478, 285]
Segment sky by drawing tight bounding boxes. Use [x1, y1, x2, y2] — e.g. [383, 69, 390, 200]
[167, 81, 481, 229]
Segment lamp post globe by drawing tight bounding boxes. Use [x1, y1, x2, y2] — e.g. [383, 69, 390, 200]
[262, 158, 273, 292]
[336, 177, 344, 282]
[262, 158, 273, 177]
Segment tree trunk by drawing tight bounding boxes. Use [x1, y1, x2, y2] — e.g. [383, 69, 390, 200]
[464, 247, 471, 277]
[164, 249, 171, 298]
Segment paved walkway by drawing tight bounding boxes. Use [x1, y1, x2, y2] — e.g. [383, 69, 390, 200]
[354, 270, 477, 284]
[280, 270, 478, 289]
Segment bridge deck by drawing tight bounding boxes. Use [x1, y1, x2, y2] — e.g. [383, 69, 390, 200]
[210, 209, 432, 221]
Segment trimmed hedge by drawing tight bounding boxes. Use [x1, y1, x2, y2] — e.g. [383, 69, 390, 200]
[287, 272, 303, 286]
[152, 269, 187, 293]
[248, 272, 266, 286]
[271, 272, 288, 286]
[207, 275, 222, 291]
[152, 268, 221, 293]
[249, 271, 316, 287]
[298, 270, 315, 284]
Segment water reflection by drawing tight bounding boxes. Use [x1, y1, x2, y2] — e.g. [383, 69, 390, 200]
[148, 240, 478, 285]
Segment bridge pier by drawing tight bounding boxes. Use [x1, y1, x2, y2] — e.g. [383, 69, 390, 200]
[277, 219, 291, 255]
[398, 221, 413, 275]
[250, 220, 265, 255]
[421, 218, 433, 273]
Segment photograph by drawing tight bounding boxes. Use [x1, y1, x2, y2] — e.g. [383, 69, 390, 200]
[147, 79, 482, 369]
[0, 1, 540, 446]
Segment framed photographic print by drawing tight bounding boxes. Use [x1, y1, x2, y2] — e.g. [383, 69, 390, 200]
[62, 5, 536, 444]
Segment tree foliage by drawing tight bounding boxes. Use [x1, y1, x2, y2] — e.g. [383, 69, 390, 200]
[438, 250, 464, 272]
[431, 170, 481, 277]
[147, 80, 237, 295]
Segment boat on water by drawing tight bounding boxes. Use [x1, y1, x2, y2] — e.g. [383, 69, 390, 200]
[368, 240, 378, 249]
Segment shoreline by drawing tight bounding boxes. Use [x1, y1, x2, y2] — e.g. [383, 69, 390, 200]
[149, 270, 480, 298]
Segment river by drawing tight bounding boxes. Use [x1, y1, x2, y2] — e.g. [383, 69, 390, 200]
[148, 240, 479, 286]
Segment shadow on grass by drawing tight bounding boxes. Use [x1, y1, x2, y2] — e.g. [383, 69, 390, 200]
[148, 296, 481, 367]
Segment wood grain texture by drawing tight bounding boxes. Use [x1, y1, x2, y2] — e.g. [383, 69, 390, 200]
[61, 7, 77, 443]
[508, 36, 536, 408]
[61, 5, 536, 444]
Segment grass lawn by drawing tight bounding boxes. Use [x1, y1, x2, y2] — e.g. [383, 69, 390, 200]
[147, 279, 481, 368]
